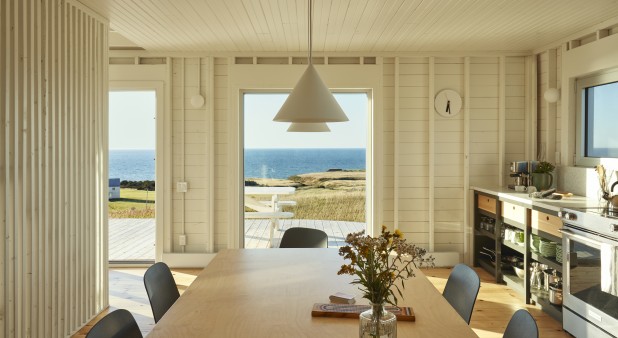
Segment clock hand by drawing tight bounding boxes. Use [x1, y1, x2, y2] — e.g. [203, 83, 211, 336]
[446, 100, 451, 114]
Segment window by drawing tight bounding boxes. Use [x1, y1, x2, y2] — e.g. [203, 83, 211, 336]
[575, 70, 618, 166]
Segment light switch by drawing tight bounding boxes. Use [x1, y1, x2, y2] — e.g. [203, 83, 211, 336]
[177, 182, 188, 193]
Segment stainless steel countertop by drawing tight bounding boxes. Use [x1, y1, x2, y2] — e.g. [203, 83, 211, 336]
[471, 185, 600, 212]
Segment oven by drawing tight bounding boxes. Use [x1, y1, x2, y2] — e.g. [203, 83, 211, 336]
[560, 208, 618, 338]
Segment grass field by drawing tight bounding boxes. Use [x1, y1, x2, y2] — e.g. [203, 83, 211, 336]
[283, 188, 365, 222]
[109, 189, 155, 218]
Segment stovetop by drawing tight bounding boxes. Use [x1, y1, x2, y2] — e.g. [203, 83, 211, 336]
[577, 206, 618, 220]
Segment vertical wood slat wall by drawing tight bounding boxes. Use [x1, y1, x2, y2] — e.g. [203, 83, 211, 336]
[1, 0, 109, 337]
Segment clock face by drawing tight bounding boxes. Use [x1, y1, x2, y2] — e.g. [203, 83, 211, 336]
[434, 89, 462, 118]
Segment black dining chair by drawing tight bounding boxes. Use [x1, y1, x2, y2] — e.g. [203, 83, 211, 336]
[279, 227, 328, 248]
[503, 309, 539, 338]
[442, 263, 481, 324]
[143, 262, 180, 323]
[86, 309, 142, 338]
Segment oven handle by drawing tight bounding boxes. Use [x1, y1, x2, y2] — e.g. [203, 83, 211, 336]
[559, 228, 614, 246]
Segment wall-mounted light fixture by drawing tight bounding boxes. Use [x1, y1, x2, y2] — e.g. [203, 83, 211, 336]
[544, 88, 560, 103]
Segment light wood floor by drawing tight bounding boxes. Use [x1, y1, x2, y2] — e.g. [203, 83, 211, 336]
[72, 266, 571, 338]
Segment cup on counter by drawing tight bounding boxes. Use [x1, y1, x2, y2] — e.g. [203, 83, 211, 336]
[515, 185, 527, 192]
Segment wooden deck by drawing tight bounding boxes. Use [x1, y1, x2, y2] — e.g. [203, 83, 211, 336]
[109, 219, 364, 262]
[244, 219, 366, 248]
[109, 218, 156, 262]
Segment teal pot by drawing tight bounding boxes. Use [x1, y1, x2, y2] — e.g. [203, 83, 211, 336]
[531, 172, 553, 191]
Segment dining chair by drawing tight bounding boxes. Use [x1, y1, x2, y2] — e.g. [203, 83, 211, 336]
[502, 309, 539, 338]
[442, 263, 481, 324]
[279, 227, 328, 248]
[86, 309, 142, 338]
[144, 262, 180, 323]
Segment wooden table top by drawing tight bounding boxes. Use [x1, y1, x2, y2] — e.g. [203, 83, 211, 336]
[147, 249, 478, 337]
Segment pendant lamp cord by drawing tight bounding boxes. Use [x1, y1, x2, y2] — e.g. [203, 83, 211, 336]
[308, 0, 313, 65]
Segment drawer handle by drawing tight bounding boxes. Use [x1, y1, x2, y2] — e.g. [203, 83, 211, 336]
[513, 206, 515, 210]
[546, 216, 550, 221]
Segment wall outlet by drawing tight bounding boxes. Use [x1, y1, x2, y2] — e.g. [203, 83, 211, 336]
[179, 234, 187, 246]
[177, 182, 188, 193]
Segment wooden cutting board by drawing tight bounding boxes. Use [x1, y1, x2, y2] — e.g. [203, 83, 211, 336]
[311, 303, 415, 321]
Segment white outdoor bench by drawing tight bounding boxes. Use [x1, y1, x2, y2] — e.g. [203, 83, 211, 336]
[244, 187, 296, 247]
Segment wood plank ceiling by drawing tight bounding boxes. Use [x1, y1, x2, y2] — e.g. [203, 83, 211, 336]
[79, 0, 618, 52]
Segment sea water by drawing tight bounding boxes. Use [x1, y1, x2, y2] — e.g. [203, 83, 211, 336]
[109, 148, 366, 181]
[244, 148, 365, 179]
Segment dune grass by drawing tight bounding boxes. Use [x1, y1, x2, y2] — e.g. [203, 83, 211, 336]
[109, 188, 155, 218]
[283, 188, 366, 223]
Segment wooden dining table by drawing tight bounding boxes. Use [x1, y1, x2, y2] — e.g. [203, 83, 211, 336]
[147, 249, 478, 337]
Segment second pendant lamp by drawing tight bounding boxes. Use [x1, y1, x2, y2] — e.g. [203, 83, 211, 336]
[273, 0, 348, 127]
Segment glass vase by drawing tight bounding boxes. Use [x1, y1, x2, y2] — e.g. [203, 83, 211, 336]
[359, 302, 397, 338]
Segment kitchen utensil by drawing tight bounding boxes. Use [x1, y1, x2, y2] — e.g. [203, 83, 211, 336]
[513, 263, 525, 279]
[549, 282, 563, 305]
[543, 269, 560, 291]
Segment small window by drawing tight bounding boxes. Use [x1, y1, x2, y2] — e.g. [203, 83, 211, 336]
[584, 81, 618, 158]
[575, 70, 618, 166]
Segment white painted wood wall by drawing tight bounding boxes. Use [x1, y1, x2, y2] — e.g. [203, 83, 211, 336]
[0, 0, 109, 337]
[382, 56, 528, 259]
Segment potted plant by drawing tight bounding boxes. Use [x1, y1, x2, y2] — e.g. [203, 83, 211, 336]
[338, 226, 433, 338]
[531, 161, 555, 191]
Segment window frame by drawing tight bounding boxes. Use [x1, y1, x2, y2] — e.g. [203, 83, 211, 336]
[574, 69, 618, 167]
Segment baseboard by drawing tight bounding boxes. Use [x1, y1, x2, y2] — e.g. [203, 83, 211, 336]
[162, 253, 217, 268]
[426, 252, 460, 267]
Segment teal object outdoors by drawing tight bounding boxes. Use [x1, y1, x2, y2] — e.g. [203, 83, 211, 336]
[531, 172, 553, 191]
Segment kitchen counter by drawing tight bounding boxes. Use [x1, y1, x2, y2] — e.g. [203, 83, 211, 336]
[472, 185, 600, 213]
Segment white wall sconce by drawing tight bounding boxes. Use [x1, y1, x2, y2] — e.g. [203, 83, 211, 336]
[544, 88, 560, 103]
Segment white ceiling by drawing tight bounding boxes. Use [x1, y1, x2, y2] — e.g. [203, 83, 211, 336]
[80, 0, 618, 53]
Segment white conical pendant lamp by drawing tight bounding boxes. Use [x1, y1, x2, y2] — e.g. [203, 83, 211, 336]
[273, 0, 348, 124]
[287, 122, 330, 132]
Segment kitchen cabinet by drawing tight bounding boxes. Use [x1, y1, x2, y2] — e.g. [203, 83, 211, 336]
[473, 189, 564, 323]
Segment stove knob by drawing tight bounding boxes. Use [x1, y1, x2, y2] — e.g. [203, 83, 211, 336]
[611, 224, 618, 233]
[560, 212, 577, 221]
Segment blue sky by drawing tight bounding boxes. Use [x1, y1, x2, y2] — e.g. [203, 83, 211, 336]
[109, 91, 368, 150]
[244, 92, 368, 149]
[109, 91, 156, 150]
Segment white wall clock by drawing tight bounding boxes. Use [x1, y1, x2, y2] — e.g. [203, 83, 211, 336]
[434, 89, 462, 118]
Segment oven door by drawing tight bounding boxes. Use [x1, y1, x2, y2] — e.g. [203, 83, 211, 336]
[561, 227, 618, 336]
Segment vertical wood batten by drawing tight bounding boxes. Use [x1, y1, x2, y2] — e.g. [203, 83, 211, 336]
[499, 57, 506, 186]
[394, 57, 400, 231]
[428, 57, 435, 252]
[463, 57, 471, 264]
[1, 1, 108, 336]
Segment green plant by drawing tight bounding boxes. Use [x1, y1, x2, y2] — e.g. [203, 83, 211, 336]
[534, 161, 555, 174]
[337, 226, 434, 306]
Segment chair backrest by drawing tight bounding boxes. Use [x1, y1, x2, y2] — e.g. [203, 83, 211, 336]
[503, 309, 539, 338]
[86, 309, 142, 338]
[143, 262, 180, 323]
[279, 227, 328, 248]
[442, 263, 481, 324]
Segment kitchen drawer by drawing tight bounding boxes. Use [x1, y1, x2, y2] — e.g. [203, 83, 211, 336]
[502, 202, 528, 225]
[532, 210, 562, 238]
[477, 195, 497, 214]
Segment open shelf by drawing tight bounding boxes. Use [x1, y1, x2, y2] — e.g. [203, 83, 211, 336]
[478, 209, 496, 218]
[477, 257, 496, 276]
[530, 289, 563, 323]
[502, 240, 526, 255]
[502, 272, 525, 296]
[531, 228, 561, 243]
[530, 251, 562, 272]
[475, 228, 496, 240]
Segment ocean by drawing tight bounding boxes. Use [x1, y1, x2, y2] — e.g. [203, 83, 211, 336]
[109, 148, 366, 181]
[109, 149, 155, 181]
[244, 148, 365, 179]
